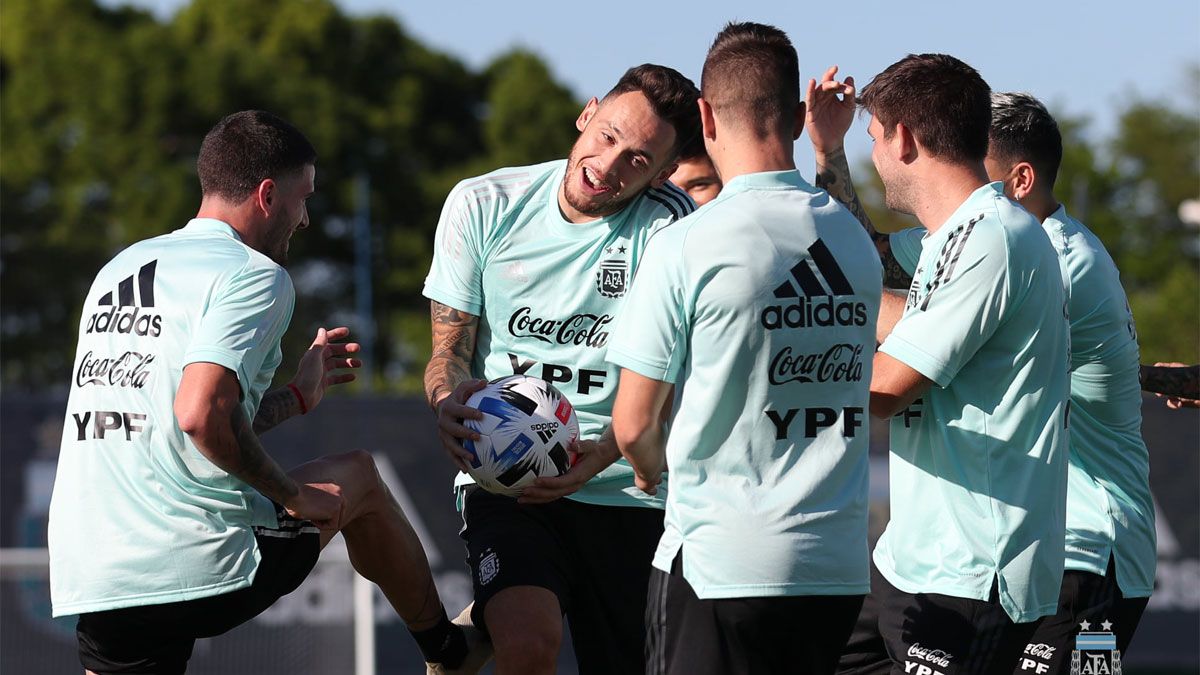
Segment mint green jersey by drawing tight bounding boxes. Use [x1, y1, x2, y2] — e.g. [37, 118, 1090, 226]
[423, 160, 695, 508]
[891, 206, 1156, 598]
[607, 171, 881, 599]
[49, 219, 293, 616]
[876, 183, 1070, 623]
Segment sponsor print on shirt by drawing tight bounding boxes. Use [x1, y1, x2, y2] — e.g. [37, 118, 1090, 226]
[86, 260, 163, 338]
[761, 239, 869, 330]
[904, 643, 954, 675]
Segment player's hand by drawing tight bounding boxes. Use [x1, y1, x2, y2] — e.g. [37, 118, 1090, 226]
[284, 482, 344, 531]
[805, 65, 856, 156]
[290, 327, 361, 411]
[518, 436, 621, 504]
[434, 380, 488, 472]
[633, 469, 663, 496]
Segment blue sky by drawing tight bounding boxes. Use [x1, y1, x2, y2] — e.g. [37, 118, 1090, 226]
[110, 0, 1198, 168]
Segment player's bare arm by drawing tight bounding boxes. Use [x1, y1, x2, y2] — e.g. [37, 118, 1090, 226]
[611, 368, 673, 496]
[1140, 362, 1200, 409]
[424, 301, 486, 470]
[254, 326, 361, 434]
[807, 66, 913, 289]
[869, 352, 934, 419]
[175, 362, 342, 527]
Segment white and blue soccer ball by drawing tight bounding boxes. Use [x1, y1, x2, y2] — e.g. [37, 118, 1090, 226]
[463, 375, 580, 497]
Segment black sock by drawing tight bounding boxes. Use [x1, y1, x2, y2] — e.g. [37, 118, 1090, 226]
[410, 609, 468, 668]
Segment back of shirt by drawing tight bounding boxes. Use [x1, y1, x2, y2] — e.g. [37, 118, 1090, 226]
[1044, 207, 1155, 597]
[608, 171, 881, 599]
[49, 219, 292, 616]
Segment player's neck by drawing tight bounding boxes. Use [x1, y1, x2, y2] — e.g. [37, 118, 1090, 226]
[914, 162, 990, 234]
[1023, 195, 1060, 223]
[710, 136, 796, 183]
[196, 198, 263, 249]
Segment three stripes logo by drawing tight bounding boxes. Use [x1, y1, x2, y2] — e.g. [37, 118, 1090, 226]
[910, 216, 981, 311]
[761, 240, 868, 329]
[530, 422, 560, 444]
[86, 260, 163, 337]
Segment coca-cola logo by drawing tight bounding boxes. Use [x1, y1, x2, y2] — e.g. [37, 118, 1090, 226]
[507, 307, 612, 349]
[75, 350, 156, 389]
[1024, 643, 1056, 659]
[907, 643, 952, 668]
[769, 343, 864, 386]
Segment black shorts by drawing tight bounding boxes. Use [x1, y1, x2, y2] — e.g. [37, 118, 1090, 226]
[1012, 557, 1148, 675]
[76, 508, 320, 675]
[839, 561, 1040, 675]
[459, 485, 664, 675]
[645, 553, 865, 675]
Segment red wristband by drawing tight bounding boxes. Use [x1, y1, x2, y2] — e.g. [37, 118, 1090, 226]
[287, 383, 308, 415]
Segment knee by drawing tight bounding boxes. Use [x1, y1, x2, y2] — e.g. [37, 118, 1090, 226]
[493, 625, 560, 674]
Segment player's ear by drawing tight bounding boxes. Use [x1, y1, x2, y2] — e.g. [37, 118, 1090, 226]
[1012, 161, 1037, 200]
[793, 101, 806, 140]
[895, 123, 918, 164]
[698, 98, 716, 142]
[253, 179, 275, 218]
[651, 161, 679, 189]
[576, 97, 600, 132]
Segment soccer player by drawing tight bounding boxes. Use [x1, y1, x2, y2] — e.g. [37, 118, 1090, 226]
[49, 111, 476, 674]
[668, 144, 722, 206]
[806, 57, 1071, 674]
[422, 65, 699, 674]
[606, 23, 881, 675]
[985, 92, 1156, 673]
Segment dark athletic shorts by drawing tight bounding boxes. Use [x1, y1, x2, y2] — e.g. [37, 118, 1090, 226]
[645, 553, 865, 675]
[1011, 556, 1148, 675]
[459, 485, 664, 675]
[76, 506, 320, 675]
[838, 561, 1041, 675]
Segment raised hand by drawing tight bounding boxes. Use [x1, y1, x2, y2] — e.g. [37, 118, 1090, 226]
[805, 65, 857, 155]
[290, 326, 362, 412]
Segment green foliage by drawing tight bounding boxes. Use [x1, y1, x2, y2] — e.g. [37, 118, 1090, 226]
[1, 0, 580, 392]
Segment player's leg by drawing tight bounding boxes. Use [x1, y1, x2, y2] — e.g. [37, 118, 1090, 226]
[459, 486, 572, 675]
[1012, 559, 1150, 675]
[286, 450, 471, 668]
[874, 570, 1040, 675]
[837, 564, 896, 675]
[558, 499, 663, 674]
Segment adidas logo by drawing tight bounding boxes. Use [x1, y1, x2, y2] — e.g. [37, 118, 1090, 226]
[761, 240, 868, 330]
[530, 421, 559, 444]
[86, 260, 163, 337]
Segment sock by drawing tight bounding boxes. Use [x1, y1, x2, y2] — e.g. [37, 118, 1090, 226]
[410, 609, 468, 668]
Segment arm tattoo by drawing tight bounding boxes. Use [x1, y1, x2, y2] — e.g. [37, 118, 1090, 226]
[815, 147, 913, 289]
[230, 405, 298, 504]
[424, 301, 479, 409]
[1140, 364, 1200, 398]
[253, 387, 301, 435]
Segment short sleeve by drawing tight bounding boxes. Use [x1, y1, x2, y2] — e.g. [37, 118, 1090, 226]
[889, 227, 925, 276]
[880, 222, 1008, 387]
[183, 265, 294, 401]
[423, 182, 486, 315]
[605, 232, 691, 383]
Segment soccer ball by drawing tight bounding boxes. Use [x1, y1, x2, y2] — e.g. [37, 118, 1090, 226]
[463, 375, 580, 497]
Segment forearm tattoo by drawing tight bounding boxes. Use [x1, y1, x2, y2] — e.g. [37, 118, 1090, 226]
[815, 147, 913, 289]
[424, 302, 479, 409]
[253, 387, 300, 435]
[231, 405, 297, 503]
[1140, 364, 1200, 398]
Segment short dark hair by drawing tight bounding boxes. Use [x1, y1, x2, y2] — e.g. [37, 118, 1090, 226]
[197, 110, 317, 203]
[859, 54, 990, 164]
[701, 22, 799, 139]
[988, 92, 1063, 190]
[602, 64, 700, 161]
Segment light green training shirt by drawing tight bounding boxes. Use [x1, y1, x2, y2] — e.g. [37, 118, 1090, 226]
[49, 219, 293, 616]
[608, 171, 881, 599]
[876, 183, 1070, 623]
[423, 160, 695, 508]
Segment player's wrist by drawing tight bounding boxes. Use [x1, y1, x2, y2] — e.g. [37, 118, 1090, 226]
[813, 144, 846, 163]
